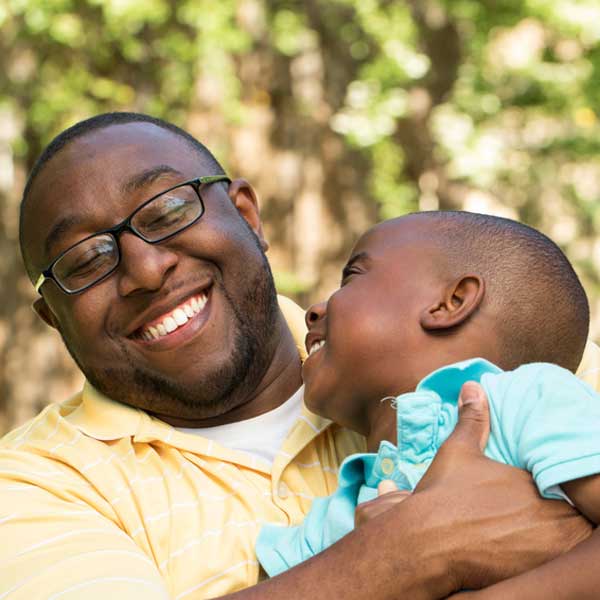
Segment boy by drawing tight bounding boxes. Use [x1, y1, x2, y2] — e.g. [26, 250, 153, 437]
[256, 211, 600, 596]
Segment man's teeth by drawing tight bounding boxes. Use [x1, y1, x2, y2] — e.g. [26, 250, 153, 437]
[140, 294, 207, 340]
[309, 340, 326, 356]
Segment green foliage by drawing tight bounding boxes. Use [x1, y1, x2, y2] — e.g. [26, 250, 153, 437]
[2, 0, 600, 433]
[2, 0, 600, 299]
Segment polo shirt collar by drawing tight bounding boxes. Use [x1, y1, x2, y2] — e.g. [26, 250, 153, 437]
[65, 381, 147, 440]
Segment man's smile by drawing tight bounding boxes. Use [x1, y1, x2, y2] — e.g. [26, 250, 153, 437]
[138, 292, 208, 339]
[126, 285, 213, 351]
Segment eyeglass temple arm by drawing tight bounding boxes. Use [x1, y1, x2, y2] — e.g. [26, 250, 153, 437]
[34, 273, 46, 293]
[199, 175, 231, 184]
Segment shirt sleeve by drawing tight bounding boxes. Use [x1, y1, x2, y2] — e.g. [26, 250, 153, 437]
[255, 459, 376, 578]
[483, 363, 600, 498]
[257, 487, 361, 577]
[0, 452, 170, 600]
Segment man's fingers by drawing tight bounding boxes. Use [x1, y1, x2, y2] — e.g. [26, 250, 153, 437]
[454, 381, 490, 451]
[377, 480, 399, 496]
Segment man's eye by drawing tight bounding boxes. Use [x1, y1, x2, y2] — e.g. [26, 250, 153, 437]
[63, 247, 113, 280]
[140, 197, 195, 232]
[144, 207, 186, 231]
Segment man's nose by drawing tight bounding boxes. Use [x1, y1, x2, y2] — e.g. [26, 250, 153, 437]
[117, 232, 179, 296]
[305, 301, 327, 328]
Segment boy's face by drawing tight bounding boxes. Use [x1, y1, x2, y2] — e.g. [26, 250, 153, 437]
[302, 218, 446, 434]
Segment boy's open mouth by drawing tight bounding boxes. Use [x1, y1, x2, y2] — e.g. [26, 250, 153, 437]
[308, 339, 326, 356]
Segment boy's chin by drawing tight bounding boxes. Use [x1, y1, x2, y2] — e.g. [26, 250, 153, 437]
[303, 385, 331, 419]
[303, 389, 324, 416]
[303, 388, 355, 430]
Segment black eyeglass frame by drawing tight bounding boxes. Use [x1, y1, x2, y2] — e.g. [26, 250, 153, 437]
[34, 174, 231, 295]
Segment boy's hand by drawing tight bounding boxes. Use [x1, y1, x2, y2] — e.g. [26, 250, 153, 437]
[354, 480, 410, 528]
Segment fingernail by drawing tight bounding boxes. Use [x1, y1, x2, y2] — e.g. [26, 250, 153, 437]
[458, 382, 482, 409]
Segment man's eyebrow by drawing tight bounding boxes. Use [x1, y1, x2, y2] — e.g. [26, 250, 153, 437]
[43, 215, 84, 260]
[121, 165, 184, 195]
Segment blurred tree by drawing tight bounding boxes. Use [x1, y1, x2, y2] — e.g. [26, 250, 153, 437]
[1, 0, 599, 433]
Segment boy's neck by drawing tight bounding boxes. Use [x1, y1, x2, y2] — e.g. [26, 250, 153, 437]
[366, 398, 398, 452]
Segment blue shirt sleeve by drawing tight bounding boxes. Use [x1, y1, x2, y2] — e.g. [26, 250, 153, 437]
[256, 454, 379, 576]
[255, 485, 360, 577]
[482, 363, 600, 498]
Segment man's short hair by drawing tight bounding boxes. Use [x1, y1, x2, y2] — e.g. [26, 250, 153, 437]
[423, 211, 590, 373]
[20, 112, 226, 277]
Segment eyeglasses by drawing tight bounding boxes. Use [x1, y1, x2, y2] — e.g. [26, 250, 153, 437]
[34, 174, 231, 295]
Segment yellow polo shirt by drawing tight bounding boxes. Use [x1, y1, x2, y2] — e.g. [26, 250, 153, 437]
[0, 298, 364, 599]
[0, 289, 598, 599]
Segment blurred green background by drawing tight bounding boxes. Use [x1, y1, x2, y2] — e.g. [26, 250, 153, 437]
[1, 0, 599, 434]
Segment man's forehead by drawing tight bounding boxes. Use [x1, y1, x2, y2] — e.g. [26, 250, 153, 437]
[34, 123, 199, 187]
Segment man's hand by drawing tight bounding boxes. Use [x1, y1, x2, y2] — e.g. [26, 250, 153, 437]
[411, 381, 593, 594]
[354, 480, 410, 528]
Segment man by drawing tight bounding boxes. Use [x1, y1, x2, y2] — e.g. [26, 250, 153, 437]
[3, 112, 596, 599]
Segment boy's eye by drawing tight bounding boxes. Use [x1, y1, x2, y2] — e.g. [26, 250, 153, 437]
[341, 266, 360, 285]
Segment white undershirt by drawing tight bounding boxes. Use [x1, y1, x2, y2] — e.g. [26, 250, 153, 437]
[175, 386, 304, 467]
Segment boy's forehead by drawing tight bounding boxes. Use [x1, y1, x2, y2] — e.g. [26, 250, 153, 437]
[353, 217, 435, 256]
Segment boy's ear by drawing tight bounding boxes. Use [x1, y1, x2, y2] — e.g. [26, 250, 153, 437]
[420, 275, 485, 331]
[227, 178, 269, 252]
[32, 297, 60, 330]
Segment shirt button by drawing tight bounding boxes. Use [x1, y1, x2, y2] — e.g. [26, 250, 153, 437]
[278, 482, 289, 499]
[381, 457, 395, 476]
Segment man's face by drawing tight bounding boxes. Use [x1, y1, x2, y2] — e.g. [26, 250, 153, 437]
[302, 218, 445, 434]
[23, 123, 280, 423]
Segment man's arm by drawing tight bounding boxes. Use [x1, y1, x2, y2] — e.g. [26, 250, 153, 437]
[449, 527, 600, 600]
[221, 385, 591, 600]
[563, 473, 600, 523]
[451, 475, 600, 599]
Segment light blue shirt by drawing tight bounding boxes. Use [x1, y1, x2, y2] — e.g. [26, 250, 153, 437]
[256, 358, 600, 576]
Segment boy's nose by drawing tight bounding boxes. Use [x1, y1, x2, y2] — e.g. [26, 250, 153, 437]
[305, 301, 327, 328]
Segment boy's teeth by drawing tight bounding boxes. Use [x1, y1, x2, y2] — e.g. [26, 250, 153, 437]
[309, 340, 326, 356]
[139, 294, 208, 340]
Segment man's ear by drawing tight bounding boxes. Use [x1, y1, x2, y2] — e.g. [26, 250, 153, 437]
[227, 178, 269, 252]
[32, 297, 60, 330]
[420, 275, 485, 331]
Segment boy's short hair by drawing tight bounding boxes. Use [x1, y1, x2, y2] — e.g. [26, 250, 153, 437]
[423, 211, 589, 373]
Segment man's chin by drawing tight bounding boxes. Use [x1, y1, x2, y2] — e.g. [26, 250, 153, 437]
[81, 363, 246, 422]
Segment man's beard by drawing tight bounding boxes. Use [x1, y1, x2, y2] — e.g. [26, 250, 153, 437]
[64, 254, 280, 421]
